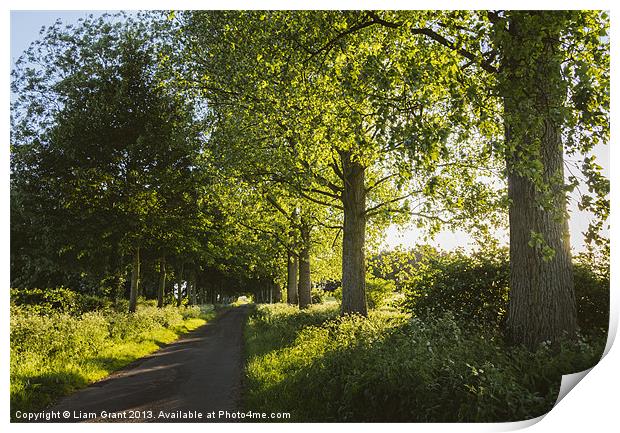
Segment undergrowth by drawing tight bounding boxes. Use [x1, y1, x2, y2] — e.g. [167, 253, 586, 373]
[243, 304, 605, 422]
[10, 301, 216, 418]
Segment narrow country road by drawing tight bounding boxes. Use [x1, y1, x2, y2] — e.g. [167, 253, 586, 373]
[49, 305, 251, 422]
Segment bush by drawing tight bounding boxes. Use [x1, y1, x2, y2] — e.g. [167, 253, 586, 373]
[573, 254, 609, 333]
[398, 247, 609, 335]
[332, 287, 342, 302]
[245, 303, 339, 358]
[244, 305, 605, 422]
[326, 278, 395, 310]
[400, 248, 509, 329]
[182, 305, 203, 319]
[78, 294, 113, 313]
[10, 302, 213, 416]
[10, 287, 81, 315]
[311, 288, 327, 304]
[365, 276, 396, 309]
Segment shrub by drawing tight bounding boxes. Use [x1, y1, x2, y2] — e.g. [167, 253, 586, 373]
[245, 303, 339, 358]
[311, 288, 327, 304]
[400, 248, 509, 329]
[365, 276, 396, 309]
[78, 294, 113, 313]
[10, 302, 212, 416]
[398, 247, 609, 335]
[573, 253, 609, 333]
[332, 287, 342, 302]
[10, 287, 81, 315]
[182, 305, 202, 319]
[244, 305, 605, 422]
[326, 278, 395, 310]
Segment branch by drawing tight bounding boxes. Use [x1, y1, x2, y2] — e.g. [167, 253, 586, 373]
[308, 188, 341, 200]
[331, 227, 343, 248]
[300, 159, 343, 194]
[310, 214, 343, 230]
[411, 212, 450, 224]
[237, 220, 292, 252]
[299, 191, 344, 210]
[330, 160, 345, 181]
[408, 27, 498, 74]
[304, 12, 381, 62]
[363, 190, 422, 216]
[365, 173, 397, 193]
[334, 11, 499, 75]
[265, 195, 296, 222]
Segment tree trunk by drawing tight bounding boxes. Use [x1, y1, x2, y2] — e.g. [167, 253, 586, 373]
[287, 251, 299, 305]
[191, 271, 198, 305]
[128, 246, 140, 313]
[269, 280, 275, 304]
[340, 151, 367, 316]
[298, 223, 312, 309]
[501, 12, 576, 348]
[176, 262, 185, 307]
[187, 270, 197, 305]
[157, 255, 166, 308]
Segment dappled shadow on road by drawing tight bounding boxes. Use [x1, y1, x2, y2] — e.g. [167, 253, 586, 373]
[39, 306, 251, 422]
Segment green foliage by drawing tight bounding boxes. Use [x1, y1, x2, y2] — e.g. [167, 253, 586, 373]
[10, 287, 81, 315]
[10, 303, 214, 417]
[244, 303, 339, 358]
[244, 304, 604, 422]
[573, 252, 609, 333]
[320, 276, 395, 310]
[310, 288, 327, 304]
[400, 248, 510, 329]
[398, 246, 609, 335]
[365, 276, 396, 309]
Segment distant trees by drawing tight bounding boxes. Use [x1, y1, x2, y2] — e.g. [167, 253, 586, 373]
[11, 15, 222, 311]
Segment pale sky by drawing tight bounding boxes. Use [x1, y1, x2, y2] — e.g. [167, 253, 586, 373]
[383, 142, 610, 253]
[10, 11, 611, 254]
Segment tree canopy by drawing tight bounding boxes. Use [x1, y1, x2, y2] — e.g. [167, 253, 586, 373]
[10, 10, 609, 346]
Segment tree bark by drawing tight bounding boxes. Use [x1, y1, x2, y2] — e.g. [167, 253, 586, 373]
[340, 151, 368, 316]
[176, 262, 185, 307]
[298, 223, 312, 309]
[287, 251, 299, 305]
[128, 246, 140, 313]
[157, 255, 166, 308]
[190, 270, 198, 305]
[502, 12, 576, 348]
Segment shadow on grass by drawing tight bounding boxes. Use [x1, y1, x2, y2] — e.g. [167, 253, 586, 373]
[11, 316, 213, 421]
[245, 305, 339, 359]
[243, 310, 606, 423]
[11, 370, 90, 420]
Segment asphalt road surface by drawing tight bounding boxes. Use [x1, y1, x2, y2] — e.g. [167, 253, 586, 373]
[48, 305, 251, 423]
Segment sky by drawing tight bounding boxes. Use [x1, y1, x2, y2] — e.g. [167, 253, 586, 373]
[9, 10, 611, 254]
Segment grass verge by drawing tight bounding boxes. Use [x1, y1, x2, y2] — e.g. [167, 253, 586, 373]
[10, 304, 216, 419]
[243, 303, 605, 422]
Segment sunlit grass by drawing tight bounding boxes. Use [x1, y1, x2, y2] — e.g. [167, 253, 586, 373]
[243, 303, 605, 422]
[10, 304, 215, 419]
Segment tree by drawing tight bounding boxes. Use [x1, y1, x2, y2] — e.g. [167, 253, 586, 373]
[11, 14, 210, 312]
[179, 11, 501, 316]
[494, 11, 608, 346]
[297, 10, 608, 344]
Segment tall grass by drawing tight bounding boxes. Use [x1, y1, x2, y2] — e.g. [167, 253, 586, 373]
[243, 304, 605, 422]
[10, 302, 215, 417]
